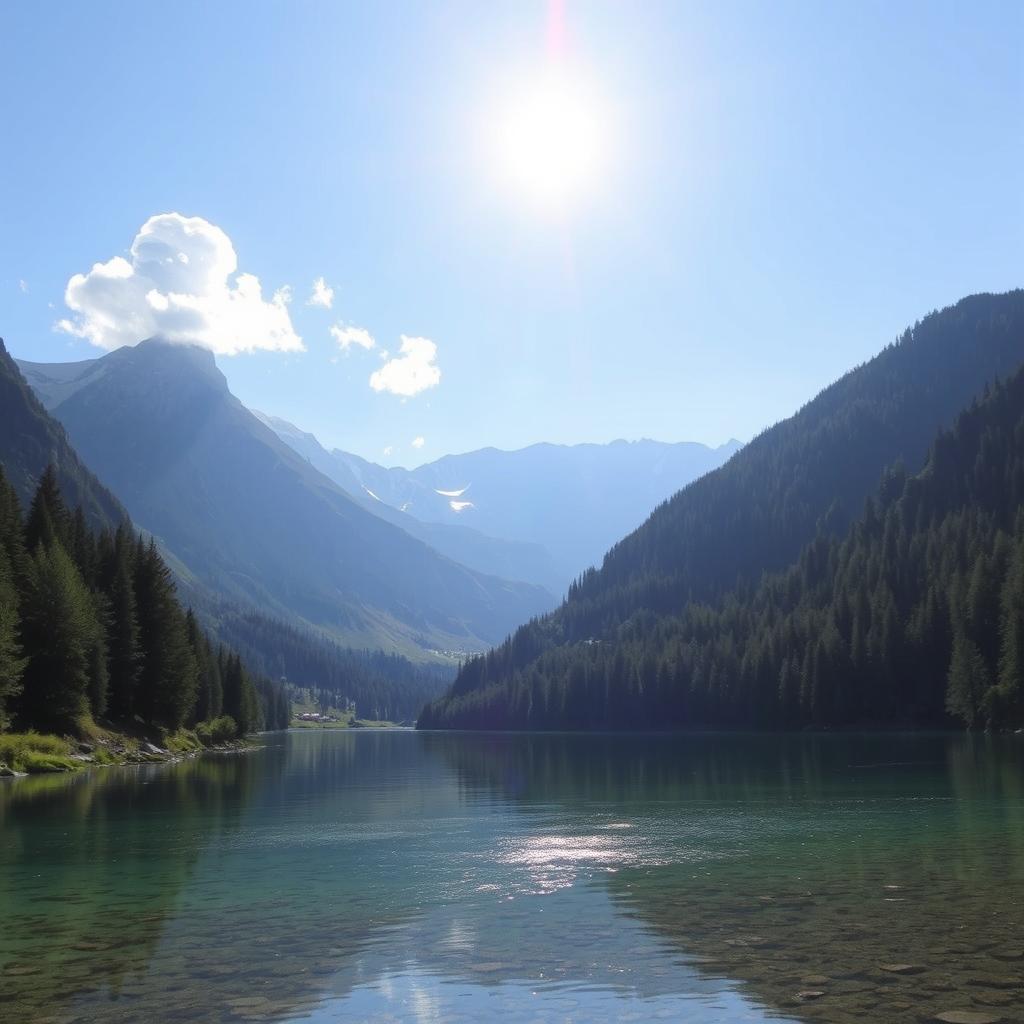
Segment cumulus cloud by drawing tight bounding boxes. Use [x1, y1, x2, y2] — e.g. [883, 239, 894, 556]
[330, 322, 375, 351]
[56, 212, 303, 355]
[308, 277, 334, 309]
[369, 335, 440, 397]
[411, 436, 425, 449]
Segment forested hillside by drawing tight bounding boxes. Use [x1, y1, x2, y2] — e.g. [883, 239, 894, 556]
[421, 292, 1024, 730]
[209, 607, 451, 722]
[0, 465, 288, 737]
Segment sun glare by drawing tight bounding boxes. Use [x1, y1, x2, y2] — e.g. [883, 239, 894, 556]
[489, 70, 609, 207]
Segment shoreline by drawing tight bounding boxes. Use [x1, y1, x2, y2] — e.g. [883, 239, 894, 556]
[0, 729, 259, 780]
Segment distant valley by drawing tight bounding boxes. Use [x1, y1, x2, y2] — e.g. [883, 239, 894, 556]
[256, 411, 740, 592]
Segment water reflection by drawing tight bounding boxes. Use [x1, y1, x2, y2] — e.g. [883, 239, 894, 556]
[429, 731, 1024, 1023]
[0, 730, 1021, 1023]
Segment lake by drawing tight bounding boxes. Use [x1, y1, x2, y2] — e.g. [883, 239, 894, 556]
[1, 730, 1022, 1024]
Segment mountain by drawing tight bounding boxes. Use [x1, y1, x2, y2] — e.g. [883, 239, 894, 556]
[258, 414, 741, 590]
[0, 340, 125, 528]
[18, 340, 552, 658]
[0, 344, 287, 737]
[420, 290, 1024, 729]
[3, 339, 448, 719]
[254, 412, 562, 594]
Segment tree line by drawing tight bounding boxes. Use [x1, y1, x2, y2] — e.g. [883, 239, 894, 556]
[420, 365, 1024, 732]
[0, 465, 288, 737]
[209, 607, 452, 723]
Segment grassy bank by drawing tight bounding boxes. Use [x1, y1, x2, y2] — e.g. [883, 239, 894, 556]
[0, 719, 251, 776]
[290, 698, 396, 730]
[290, 713, 396, 730]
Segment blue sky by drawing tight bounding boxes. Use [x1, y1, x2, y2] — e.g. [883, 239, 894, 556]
[1, 1, 1021, 466]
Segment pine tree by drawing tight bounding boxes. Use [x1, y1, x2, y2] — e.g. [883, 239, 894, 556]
[86, 590, 110, 718]
[187, 609, 223, 723]
[222, 652, 260, 736]
[992, 545, 1024, 725]
[24, 465, 70, 553]
[19, 543, 97, 730]
[105, 533, 141, 720]
[0, 543, 26, 731]
[945, 631, 990, 729]
[134, 540, 198, 729]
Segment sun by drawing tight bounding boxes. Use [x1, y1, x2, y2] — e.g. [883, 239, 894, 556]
[489, 69, 609, 207]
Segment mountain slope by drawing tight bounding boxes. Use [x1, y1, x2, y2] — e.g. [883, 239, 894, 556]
[254, 412, 562, 593]
[422, 361, 1024, 731]
[421, 289, 1024, 727]
[260, 415, 741, 588]
[2, 338, 447, 717]
[0, 339, 125, 528]
[19, 340, 552, 657]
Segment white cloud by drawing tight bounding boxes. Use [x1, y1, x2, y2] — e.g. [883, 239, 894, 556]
[308, 276, 334, 309]
[369, 335, 440, 397]
[18, 279, 28, 293]
[383, 446, 394, 456]
[330, 322, 375, 351]
[57, 212, 304, 355]
[411, 436, 425, 449]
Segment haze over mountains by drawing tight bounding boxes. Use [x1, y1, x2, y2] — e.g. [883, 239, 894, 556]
[422, 290, 1024, 731]
[257, 411, 740, 591]
[17, 341, 551, 659]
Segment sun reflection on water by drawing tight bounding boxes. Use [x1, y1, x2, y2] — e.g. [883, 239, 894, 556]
[494, 829, 669, 894]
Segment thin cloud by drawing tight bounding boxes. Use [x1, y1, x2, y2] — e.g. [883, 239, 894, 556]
[330, 323, 375, 351]
[369, 335, 440, 397]
[308, 276, 334, 309]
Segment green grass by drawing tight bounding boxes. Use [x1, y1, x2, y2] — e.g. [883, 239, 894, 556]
[91, 745, 118, 766]
[0, 732, 77, 774]
[0, 716, 250, 778]
[163, 728, 205, 754]
[195, 716, 239, 746]
[291, 716, 353, 729]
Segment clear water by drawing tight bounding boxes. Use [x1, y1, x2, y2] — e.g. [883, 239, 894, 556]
[1, 730, 1022, 1024]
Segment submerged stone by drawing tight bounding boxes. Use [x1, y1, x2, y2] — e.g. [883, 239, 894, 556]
[878, 962, 925, 974]
[933, 1011, 1005, 1024]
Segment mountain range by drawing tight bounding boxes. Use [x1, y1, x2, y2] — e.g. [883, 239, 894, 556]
[256, 412, 741, 591]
